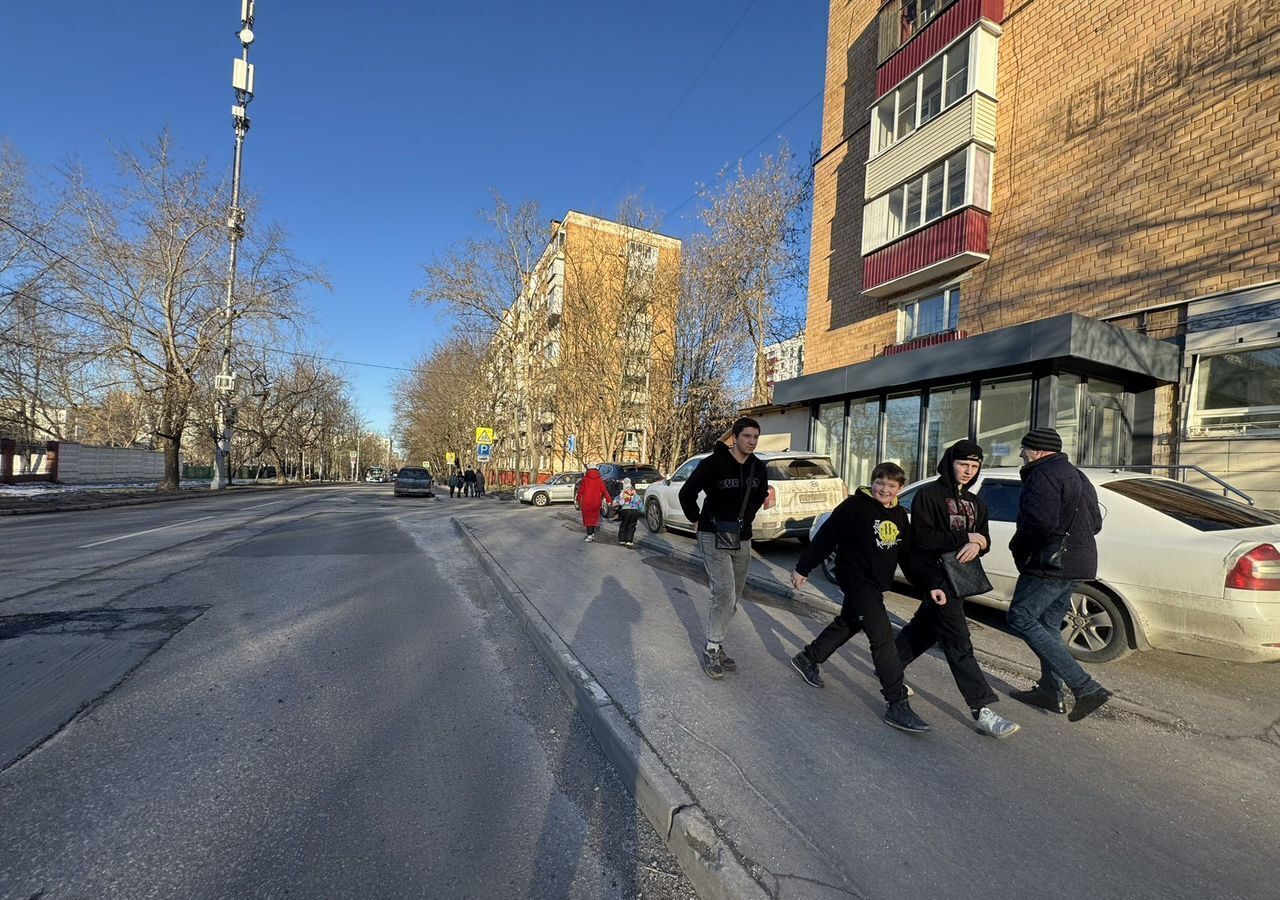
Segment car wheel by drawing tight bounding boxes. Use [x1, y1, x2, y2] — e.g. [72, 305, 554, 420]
[1060, 585, 1131, 663]
[532, 492, 549, 507]
[645, 498, 665, 533]
[821, 553, 837, 584]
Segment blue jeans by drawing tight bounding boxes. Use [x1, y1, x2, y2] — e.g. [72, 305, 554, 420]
[1007, 574, 1103, 698]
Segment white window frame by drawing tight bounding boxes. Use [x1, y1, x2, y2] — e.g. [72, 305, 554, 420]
[1188, 341, 1280, 436]
[871, 30, 975, 156]
[878, 144, 990, 246]
[898, 287, 961, 342]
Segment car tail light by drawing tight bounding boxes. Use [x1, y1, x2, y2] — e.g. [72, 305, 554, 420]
[766, 485, 777, 509]
[1225, 544, 1280, 591]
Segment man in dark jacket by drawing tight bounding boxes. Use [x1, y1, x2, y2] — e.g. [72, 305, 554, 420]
[1007, 427, 1111, 722]
[679, 417, 770, 680]
[896, 440, 1019, 738]
[789, 462, 932, 734]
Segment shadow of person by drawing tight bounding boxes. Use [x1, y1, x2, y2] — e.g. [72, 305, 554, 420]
[524, 576, 643, 899]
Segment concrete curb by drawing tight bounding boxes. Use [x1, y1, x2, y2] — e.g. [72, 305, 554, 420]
[453, 517, 772, 900]
[0, 481, 328, 517]
[564, 510, 1187, 732]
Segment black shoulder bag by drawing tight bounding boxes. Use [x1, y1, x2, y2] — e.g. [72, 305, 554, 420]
[940, 552, 994, 598]
[713, 465, 753, 551]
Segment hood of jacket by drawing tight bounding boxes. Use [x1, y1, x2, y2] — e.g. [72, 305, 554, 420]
[582, 469, 603, 485]
[937, 439, 985, 492]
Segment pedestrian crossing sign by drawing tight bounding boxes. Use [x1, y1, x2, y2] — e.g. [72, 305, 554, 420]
[475, 427, 494, 444]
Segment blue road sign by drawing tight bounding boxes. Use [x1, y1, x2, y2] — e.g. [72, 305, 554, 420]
[476, 443, 492, 462]
[567, 435, 576, 454]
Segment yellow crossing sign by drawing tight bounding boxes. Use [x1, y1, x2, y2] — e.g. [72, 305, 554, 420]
[475, 427, 494, 444]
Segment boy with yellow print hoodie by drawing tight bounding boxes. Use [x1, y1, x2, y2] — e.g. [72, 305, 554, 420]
[791, 462, 934, 733]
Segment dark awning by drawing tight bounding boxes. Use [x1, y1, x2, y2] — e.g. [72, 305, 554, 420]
[773, 313, 1181, 406]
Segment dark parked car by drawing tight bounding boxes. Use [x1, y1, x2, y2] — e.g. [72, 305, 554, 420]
[575, 462, 664, 518]
[393, 467, 434, 498]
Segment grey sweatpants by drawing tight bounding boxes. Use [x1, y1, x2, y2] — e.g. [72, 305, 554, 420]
[696, 531, 752, 644]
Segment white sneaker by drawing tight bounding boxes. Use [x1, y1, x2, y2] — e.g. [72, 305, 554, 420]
[974, 707, 1020, 738]
[584, 535, 594, 542]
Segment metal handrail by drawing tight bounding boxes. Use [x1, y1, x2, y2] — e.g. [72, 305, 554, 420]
[1079, 464, 1255, 506]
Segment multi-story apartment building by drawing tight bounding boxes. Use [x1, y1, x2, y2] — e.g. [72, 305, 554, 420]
[488, 211, 680, 475]
[771, 0, 1280, 506]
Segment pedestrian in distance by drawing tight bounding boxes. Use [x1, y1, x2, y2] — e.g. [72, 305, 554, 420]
[790, 462, 932, 734]
[476, 469, 486, 496]
[577, 463, 612, 542]
[896, 440, 1020, 738]
[614, 478, 644, 546]
[464, 468, 477, 497]
[678, 417, 770, 680]
[1006, 427, 1112, 722]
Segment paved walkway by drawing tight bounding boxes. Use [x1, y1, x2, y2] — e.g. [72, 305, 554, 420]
[459, 504, 1278, 900]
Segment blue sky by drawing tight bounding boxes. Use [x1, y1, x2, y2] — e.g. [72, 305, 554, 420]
[6, 2, 828, 433]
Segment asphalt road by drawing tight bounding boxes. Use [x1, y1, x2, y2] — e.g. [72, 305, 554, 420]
[0, 486, 696, 899]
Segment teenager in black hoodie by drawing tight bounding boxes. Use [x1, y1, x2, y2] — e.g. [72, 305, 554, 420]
[678, 417, 770, 679]
[789, 462, 931, 733]
[896, 439, 1019, 738]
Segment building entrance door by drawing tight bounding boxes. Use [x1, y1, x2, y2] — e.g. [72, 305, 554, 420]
[1082, 394, 1130, 467]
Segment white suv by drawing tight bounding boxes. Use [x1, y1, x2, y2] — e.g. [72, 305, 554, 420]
[643, 451, 845, 542]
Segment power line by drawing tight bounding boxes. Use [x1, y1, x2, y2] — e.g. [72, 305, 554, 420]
[601, 0, 760, 211]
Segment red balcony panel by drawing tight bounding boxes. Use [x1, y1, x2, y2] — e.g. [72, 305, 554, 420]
[883, 329, 969, 356]
[863, 208, 989, 297]
[876, 0, 1004, 100]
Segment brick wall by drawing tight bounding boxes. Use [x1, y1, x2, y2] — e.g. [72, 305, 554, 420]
[806, 0, 1280, 375]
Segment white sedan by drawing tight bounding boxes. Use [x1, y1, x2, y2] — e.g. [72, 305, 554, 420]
[809, 468, 1280, 664]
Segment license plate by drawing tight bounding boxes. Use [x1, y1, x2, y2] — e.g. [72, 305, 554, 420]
[799, 492, 826, 504]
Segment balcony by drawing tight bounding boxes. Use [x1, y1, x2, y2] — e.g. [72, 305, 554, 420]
[863, 207, 988, 297]
[876, 0, 1004, 95]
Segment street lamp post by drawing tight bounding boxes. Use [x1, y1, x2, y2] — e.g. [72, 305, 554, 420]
[212, 1, 257, 490]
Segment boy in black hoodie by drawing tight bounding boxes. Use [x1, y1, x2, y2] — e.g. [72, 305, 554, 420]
[790, 462, 932, 733]
[896, 440, 1019, 738]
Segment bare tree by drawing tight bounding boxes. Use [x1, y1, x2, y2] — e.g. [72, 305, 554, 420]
[59, 133, 321, 489]
[696, 141, 811, 404]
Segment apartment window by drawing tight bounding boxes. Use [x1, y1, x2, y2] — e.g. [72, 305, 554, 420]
[900, 287, 960, 342]
[873, 30, 976, 155]
[882, 146, 989, 244]
[1190, 345, 1280, 435]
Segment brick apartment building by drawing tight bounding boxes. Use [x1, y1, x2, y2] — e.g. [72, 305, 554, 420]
[770, 0, 1280, 506]
[488, 212, 680, 475]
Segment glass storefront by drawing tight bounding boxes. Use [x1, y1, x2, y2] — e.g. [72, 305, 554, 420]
[814, 401, 845, 478]
[846, 396, 881, 490]
[978, 378, 1033, 467]
[885, 392, 922, 482]
[1055, 373, 1083, 460]
[924, 383, 970, 472]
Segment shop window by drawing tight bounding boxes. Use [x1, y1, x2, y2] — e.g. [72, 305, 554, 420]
[900, 287, 961, 342]
[978, 378, 1033, 467]
[1054, 373, 1083, 460]
[814, 401, 846, 479]
[1190, 345, 1280, 435]
[885, 392, 922, 483]
[925, 383, 971, 471]
[846, 396, 882, 491]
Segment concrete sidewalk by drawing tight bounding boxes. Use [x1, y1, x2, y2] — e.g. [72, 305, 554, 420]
[459, 506, 1278, 900]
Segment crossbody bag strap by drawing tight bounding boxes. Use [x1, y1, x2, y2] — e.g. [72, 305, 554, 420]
[735, 460, 753, 523]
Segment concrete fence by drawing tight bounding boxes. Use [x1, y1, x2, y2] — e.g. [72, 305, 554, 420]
[1, 439, 171, 485]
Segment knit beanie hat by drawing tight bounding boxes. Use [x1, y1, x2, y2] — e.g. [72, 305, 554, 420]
[1021, 427, 1063, 453]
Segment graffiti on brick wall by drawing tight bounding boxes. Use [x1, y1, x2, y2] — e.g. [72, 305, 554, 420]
[1066, 0, 1280, 138]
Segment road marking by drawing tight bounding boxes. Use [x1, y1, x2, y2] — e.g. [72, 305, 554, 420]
[240, 499, 286, 511]
[77, 515, 218, 549]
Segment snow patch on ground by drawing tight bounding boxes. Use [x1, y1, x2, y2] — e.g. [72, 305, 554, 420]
[0, 481, 208, 496]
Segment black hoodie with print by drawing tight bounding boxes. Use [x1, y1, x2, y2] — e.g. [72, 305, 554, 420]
[908, 439, 991, 593]
[678, 441, 769, 539]
[795, 486, 913, 592]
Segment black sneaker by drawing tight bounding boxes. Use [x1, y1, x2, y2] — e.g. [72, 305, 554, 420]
[1068, 687, 1112, 722]
[702, 648, 724, 680]
[884, 699, 931, 733]
[1009, 686, 1066, 714]
[790, 652, 823, 688]
[717, 647, 737, 672]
